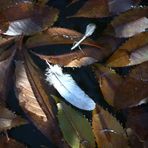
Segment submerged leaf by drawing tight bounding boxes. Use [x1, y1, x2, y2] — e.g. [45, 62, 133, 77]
[106, 32, 148, 67]
[0, 104, 27, 131]
[0, 136, 25, 148]
[57, 100, 95, 148]
[92, 105, 129, 148]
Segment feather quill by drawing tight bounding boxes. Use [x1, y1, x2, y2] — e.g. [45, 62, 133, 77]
[45, 62, 96, 111]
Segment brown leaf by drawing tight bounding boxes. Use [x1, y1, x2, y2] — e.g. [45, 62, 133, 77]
[26, 27, 102, 49]
[92, 105, 129, 148]
[106, 32, 148, 67]
[32, 45, 111, 67]
[104, 7, 148, 37]
[126, 106, 148, 141]
[69, 0, 109, 18]
[0, 45, 16, 104]
[0, 104, 27, 131]
[114, 70, 148, 109]
[15, 49, 69, 147]
[1, 2, 59, 35]
[0, 136, 26, 148]
[92, 64, 123, 107]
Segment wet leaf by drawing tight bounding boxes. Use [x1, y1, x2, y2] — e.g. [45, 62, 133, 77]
[92, 64, 123, 107]
[0, 104, 27, 131]
[92, 105, 129, 148]
[57, 100, 95, 148]
[26, 27, 102, 49]
[1, 2, 59, 35]
[105, 7, 148, 37]
[32, 45, 110, 67]
[126, 105, 148, 141]
[106, 32, 148, 67]
[0, 136, 26, 148]
[15, 49, 69, 147]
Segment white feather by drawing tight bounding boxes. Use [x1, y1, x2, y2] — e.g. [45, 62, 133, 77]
[45, 63, 96, 111]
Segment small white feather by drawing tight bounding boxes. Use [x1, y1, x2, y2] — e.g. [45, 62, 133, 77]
[45, 63, 96, 111]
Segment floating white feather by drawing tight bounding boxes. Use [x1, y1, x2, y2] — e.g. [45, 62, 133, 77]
[45, 62, 96, 111]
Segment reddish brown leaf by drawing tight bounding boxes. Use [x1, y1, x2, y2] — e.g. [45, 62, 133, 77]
[104, 7, 148, 37]
[0, 136, 26, 148]
[92, 64, 123, 107]
[106, 32, 148, 67]
[15, 49, 69, 147]
[26, 27, 102, 49]
[92, 105, 129, 148]
[32, 45, 111, 67]
[126, 106, 148, 141]
[0, 104, 27, 132]
[69, 0, 109, 18]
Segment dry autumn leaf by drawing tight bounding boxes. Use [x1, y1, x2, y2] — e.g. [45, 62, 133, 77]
[0, 1, 59, 35]
[0, 104, 27, 131]
[92, 105, 129, 148]
[15, 49, 69, 147]
[26, 27, 102, 49]
[106, 32, 148, 67]
[104, 7, 148, 37]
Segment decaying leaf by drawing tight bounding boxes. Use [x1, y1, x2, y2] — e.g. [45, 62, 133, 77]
[126, 105, 148, 142]
[57, 100, 95, 148]
[0, 136, 25, 148]
[15, 49, 69, 147]
[106, 32, 148, 67]
[1, 1, 59, 35]
[26, 27, 102, 49]
[32, 46, 110, 67]
[105, 7, 148, 37]
[92, 64, 123, 107]
[0, 104, 27, 132]
[92, 105, 129, 148]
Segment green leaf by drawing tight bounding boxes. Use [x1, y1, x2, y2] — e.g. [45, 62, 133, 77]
[57, 101, 95, 148]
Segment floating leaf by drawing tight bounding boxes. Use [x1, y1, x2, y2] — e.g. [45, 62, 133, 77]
[57, 100, 95, 148]
[126, 105, 148, 141]
[0, 136, 25, 148]
[92, 105, 129, 148]
[15, 49, 68, 147]
[105, 7, 148, 37]
[0, 104, 27, 131]
[26, 27, 102, 49]
[92, 64, 123, 107]
[106, 32, 148, 67]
